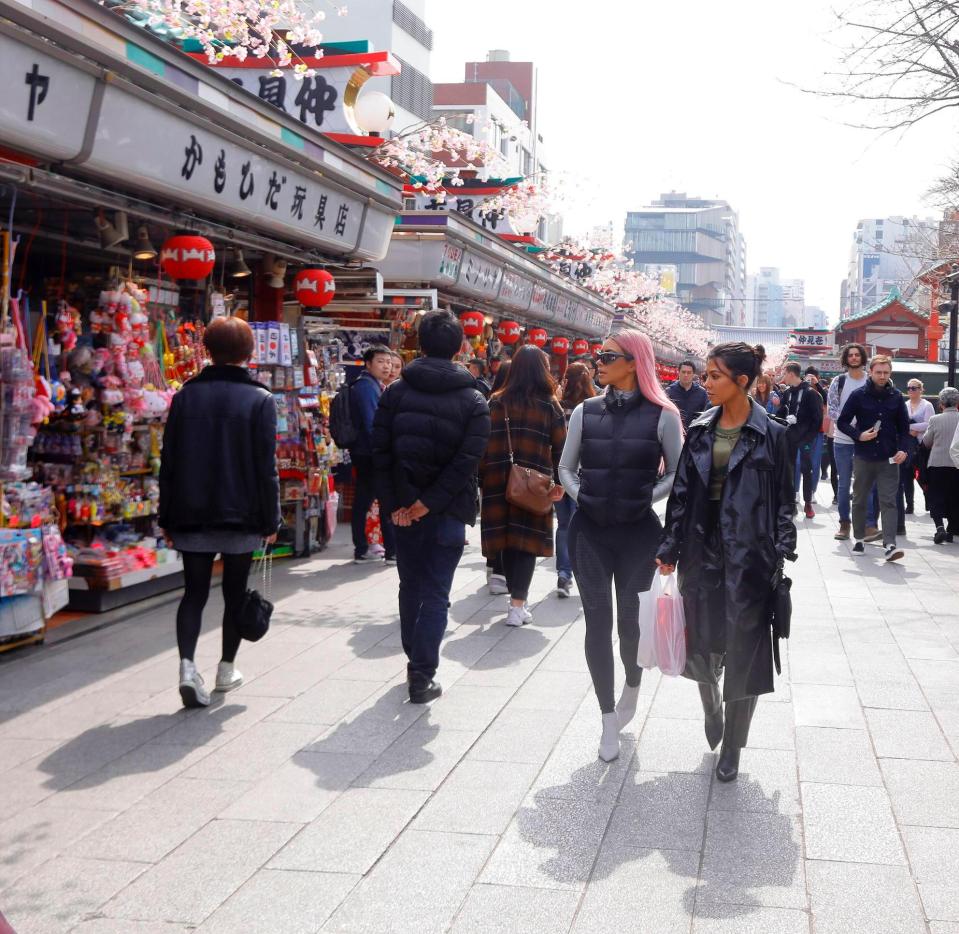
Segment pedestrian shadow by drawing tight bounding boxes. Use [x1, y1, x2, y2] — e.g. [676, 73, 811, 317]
[514, 756, 800, 925]
[304, 683, 434, 788]
[34, 706, 241, 792]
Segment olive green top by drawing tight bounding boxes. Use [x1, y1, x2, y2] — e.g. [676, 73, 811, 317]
[710, 424, 744, 501]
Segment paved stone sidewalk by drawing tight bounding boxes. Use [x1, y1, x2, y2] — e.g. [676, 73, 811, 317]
[1, 499, 958, 933]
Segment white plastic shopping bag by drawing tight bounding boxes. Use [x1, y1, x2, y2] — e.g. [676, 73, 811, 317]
[636, 575, 662, 669]
[654, 572, 687, 677]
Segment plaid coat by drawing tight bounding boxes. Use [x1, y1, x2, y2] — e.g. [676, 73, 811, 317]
[480, 395, 567, 557]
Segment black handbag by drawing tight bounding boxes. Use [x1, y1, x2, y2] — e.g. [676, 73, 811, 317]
[769, 566, 792, 676]
[238, 550, 273, 643]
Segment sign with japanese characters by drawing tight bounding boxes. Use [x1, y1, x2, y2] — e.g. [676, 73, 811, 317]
[530, 284, 560, 321]
[498, 270, 534, 311]
[0, 33, 98, 161]
[413, 192, 525, 237]
[437, 243, 463, 284]
[788, 330, 835, 352]
[87, 84, 373, 257]
[458, 250, 503, 300]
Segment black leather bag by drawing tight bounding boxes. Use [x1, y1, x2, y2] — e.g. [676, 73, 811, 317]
[238, 551, 273, 643]
[769, 567, 792, 675]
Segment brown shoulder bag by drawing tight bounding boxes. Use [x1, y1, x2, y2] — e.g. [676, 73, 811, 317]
[504, 408, 556, 515]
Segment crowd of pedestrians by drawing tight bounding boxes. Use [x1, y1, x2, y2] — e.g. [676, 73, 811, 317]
[158, 311, 959, 782]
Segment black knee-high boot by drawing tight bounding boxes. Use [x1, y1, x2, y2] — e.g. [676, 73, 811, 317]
[716, 695, 758, 782]
[699, 682, 724, 751]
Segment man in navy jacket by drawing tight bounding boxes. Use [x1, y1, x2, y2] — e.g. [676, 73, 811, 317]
[837, 354, 910, 561]
[666, 360, 710, 429]
[349, 344, 395, 563]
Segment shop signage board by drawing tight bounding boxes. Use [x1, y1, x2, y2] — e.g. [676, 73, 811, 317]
[411, 191, 527, 238]
[788, 330, 835, 351]
[0, 32, 98, 161]
[437, 243, 463, 284]
[499, 270, 534, 312]
[530, 284, 560, 321]
[458, 250, 503, 300]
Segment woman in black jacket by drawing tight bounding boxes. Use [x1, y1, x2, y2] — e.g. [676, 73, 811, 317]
[657, 342, 797, 782]
[159, 317, 280, 709]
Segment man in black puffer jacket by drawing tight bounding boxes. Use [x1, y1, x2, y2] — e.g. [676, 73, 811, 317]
[373, 311, 491, 703]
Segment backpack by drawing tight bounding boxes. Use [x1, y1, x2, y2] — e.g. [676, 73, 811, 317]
[328, 383, 358, 449]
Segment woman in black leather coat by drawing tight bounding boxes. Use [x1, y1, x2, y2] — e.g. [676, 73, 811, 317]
[656, 343, 797, 782]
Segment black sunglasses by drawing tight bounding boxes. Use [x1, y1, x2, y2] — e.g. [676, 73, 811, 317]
[594, 351, 634, 365]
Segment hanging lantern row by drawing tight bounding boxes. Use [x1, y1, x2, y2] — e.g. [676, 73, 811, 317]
[527, 327, 548, 348]
[295, 268, 336, 308]
[160, 235, 216, 280]
[497, 320, 522, 345]
[572, 339, 590, 356]
[460, 310, 485, 338]
[551, 336, 570, 356]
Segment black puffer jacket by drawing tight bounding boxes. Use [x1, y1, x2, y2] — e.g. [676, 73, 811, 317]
[373, 357, 490, 525]
[159, 365, 280, 535]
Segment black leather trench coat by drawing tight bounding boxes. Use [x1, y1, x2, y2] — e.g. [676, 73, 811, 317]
[657, 399, 797, 702]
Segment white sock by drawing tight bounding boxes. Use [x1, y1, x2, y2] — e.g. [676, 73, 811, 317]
[616, 683, 641, 729]
[599, 711, 620, 762]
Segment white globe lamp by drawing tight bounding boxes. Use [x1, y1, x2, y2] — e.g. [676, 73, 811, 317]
[509, 210, 540, 235]
[354, 91, 396, 134]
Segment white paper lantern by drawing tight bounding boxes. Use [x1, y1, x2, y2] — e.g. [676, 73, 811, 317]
[509, 210, 540, 235]
[354, 91, 396, 133]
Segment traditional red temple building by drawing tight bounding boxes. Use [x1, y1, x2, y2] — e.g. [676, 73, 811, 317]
[834, 287, 942, 362]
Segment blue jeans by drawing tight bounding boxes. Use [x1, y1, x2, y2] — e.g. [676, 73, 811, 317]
[394, 513, 465, 681]
[834, 442, 856, 522]
[555, 494, 576, 580]
[795, 434, 825, 500]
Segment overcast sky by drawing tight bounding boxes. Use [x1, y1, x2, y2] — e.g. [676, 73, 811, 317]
[428, 0, 950, 322]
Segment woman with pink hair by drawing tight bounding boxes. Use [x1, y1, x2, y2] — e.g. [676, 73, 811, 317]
[559, 327, 684, 762]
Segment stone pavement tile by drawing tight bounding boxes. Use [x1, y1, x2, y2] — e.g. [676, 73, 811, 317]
[635, 717, 716, 775]
[787, 651, 853, 685]
[196, 868, 359, 933]
[220, 751, 374, 822]
[509, 669, 591, 712]
[896, 637, 958, 660]
[0, 736, 59, 774]
[865, 707, 954, 761]
[455, 648, 544, 688]
[902, 825, 959, 922]
[70, 921, 190, 933]
[147, 695, 287, 749]
[69, 777, 252, 863]
[467, 707, 574, 765]
[0, 803, 117, 888]
[697, 811, 806, 910]
[413, 759, 540, 834]
[182, 721, 322, 783]
[450, 883, 581, 933]
[845, 643, 913, 682]
[856, 678, 930, 711]
[607, 770, 709, 851]
[836, 617, 896, 645]
[791, 684, 865, 729]
[909, 658, 959, 692]
[805, 860, 926, 934]
[480, 793, 616, 891]
[800, 782, 905, 864]
[649, 675, 707, 720]
[1, 855, 145, 934]
[269, 787, 429, 874]
[266, 678, 383, 725]
[931, 925, 959, 934]
[795, 727, 882, 786]
[745, 701, 796, 751]
[691, 909, 810, 934]
[709, 749, 800, 816]
[0, 689, 154, 741]
[101, 818, 300, 924]
[572, 843, 698, 933]
[333, 647, 410, 683]
[353, 725, 480, 791]
[418, 684, 515, 731]
[323, 829, 495, 934]
[881, 759, 959, 827]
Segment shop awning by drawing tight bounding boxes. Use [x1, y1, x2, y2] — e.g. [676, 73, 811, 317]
[0, 0, 402, 262]
[377, 213, 617, 339]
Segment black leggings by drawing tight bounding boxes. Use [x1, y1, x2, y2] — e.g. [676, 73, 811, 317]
[501, 548, 536, 601]
[176, 551, 254, 663]
[569, 510, 661, 713]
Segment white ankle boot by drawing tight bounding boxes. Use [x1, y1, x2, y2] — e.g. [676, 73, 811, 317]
[179, 659, 210, 708]
[598, 712, 620, 762]
[616, 683, 641, 729]
[214, 662, 244, 693]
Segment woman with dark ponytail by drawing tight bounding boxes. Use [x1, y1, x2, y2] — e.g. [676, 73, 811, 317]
[657, 343, 797, 782]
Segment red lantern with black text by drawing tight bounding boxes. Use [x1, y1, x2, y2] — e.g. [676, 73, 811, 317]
[528, 327, 548, 348]
[460, 311, 485, 338]
[572, 339, 590, 356]
[497, 320, 521, 345]
[160, 235, 215, 280]
[551, 336, 570, 356]
[590, 342, 603, 356]
[295, 269, 336, 308]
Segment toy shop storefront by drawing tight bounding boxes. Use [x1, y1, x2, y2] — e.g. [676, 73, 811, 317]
[0, 0, 402, 651]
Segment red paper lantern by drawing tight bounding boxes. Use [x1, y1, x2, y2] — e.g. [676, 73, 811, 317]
[294, 269, 336, 307]
[460, 311, 485, 338]
[528, 327, 548, 348]
[572, 339, 590, 356]
[590, 342, 603, 356]
[497, 320, 522, 345]
[160, 235, 215, 280]
[551, 336, 570, 356]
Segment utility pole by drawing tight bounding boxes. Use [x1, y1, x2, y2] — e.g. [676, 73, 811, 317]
[944, 266, 959, 387]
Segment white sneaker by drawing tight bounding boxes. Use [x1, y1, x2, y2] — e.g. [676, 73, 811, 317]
[214, 662, 244, 693]
[488, 574, 509, 595]
[353, 553, 380, 564]
[505, 605, 530, 627]
[179, 659, 210, 708]
[616, 683, 641, 729]
[599, 711, 620, 762]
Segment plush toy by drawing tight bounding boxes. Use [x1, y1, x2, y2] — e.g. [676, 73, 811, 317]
[55, 301, 81, 352]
